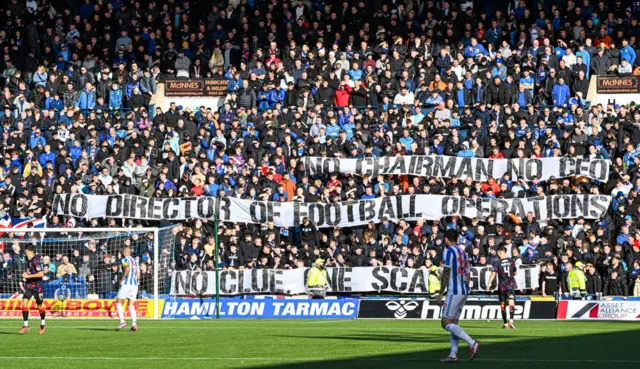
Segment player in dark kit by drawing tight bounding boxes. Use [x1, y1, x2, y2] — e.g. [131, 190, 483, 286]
[19, 245, 47, 334]
[487, 247, 517, 329]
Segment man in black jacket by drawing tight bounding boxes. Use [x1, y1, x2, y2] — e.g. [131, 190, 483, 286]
[591, 47, 611, 76]
[571, 70, 589, 98]
[470, 78, 487, 105]
[238, 232, 254, 264]
[350, 80, 368, 107]
[300, 217, 319, 248]
[604, 269, 628, 297]
[585, 263, 603, 296]
[541, 263, 560, 297]
[452, 81, 472, 107]
[350, 247, 366, 267]
[500, 75, 518, 105]
[486, 77, 504, 105]
[543, 69, 558, 97]
[314, 80, 334, 107]
[224, 244, 241, 269]
[238, 80, 257, 109]
[283, 82, 298, 107]
[572, 56, 589, 78]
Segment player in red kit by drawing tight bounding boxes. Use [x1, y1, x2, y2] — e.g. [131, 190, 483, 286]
[19, 245, 47, 334]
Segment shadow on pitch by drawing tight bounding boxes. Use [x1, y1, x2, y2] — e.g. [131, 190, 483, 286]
[257, 327, 640, 369]
[77, 327, 116, 332]
[269, 332, 511, 344]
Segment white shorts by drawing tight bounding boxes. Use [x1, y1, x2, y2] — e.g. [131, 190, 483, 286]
[117, 285, 138, 301]
[442, 294, 468, 320]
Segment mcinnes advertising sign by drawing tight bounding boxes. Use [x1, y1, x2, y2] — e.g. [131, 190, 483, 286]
[164, 79, 227, 96]
[596, 75, 640, 93]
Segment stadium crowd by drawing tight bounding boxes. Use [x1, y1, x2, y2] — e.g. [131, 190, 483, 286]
[0, 0, 640, 298]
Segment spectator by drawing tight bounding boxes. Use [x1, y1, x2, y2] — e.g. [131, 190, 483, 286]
[586, 263, 603, 297]
[552, 78, 570, 107]
[33, 66, 47, 88]
[564, 262, 587, 299]
[629, 260, 640, 297]
[618, 59, 633, 75]
[604, 269, 628, 298]
[109, 84, 123, 110]
[620, 39, 636, 65]
[334, 81, 352, 107]
[56, 256, 78, 279]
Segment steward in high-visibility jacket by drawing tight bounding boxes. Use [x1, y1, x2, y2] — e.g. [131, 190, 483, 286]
[428, 266, 441, 296]
[567, 262, 587, 298]
[307, 258, 328, 299]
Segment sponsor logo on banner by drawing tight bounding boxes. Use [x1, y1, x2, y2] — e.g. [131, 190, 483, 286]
[0, 299, 162, 318]
[385, 300, 420, 319]
[304, 157, 610, 182]
[596, 75, 640, 93]
[52, 193, 611, 228]
[164, 78, 228, 96]
[162, 299, 359, 319]
[358, 300, 424, 319]
[419, 300, 532, 320]
[169, 265, 539, 296]
[359, 300, 557, 320]
[557, 301, 640, 320]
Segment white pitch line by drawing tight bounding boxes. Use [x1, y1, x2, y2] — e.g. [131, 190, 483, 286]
[307, 320, 358, 324]
[0, 357, 307, 361]
[0, 325, 633, 333]
[0, 357, 636, 363]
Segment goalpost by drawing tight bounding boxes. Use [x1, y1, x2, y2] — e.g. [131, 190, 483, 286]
[0, 227, 177, 319]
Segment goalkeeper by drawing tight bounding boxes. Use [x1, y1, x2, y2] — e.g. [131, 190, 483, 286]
[307, 258, 328, 299]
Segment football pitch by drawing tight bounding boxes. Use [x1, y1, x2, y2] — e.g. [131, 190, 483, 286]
[0, 319, 637, 368]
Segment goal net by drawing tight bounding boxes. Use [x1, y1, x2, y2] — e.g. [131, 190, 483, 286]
[0, 226, 176, 319]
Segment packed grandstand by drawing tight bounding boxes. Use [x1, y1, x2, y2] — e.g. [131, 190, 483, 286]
[0, 0, 639, 306]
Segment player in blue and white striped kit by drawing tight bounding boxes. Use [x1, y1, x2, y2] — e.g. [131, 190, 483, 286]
[116, 246, 140, 332]
[435, 229, 481, 363]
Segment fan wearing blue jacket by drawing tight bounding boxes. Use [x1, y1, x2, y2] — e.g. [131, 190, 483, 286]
[620, 39, 636, 65]
[75, 83, 96, 111]
[457, 142, 475, 157]
[552, 78, 570, 107]
[464, 38, 486, 59]
[269, 85, 285, 107]
[576, 45, 591, 78]
[109, 83, 123, 110]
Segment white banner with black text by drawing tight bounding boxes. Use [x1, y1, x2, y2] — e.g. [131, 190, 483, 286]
[304, 156, 610, 181]
[169, 265, 540, 296]
[52, 194, 611, 227]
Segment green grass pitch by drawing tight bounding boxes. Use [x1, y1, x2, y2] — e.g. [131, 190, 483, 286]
[0, 319, 637, 368]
